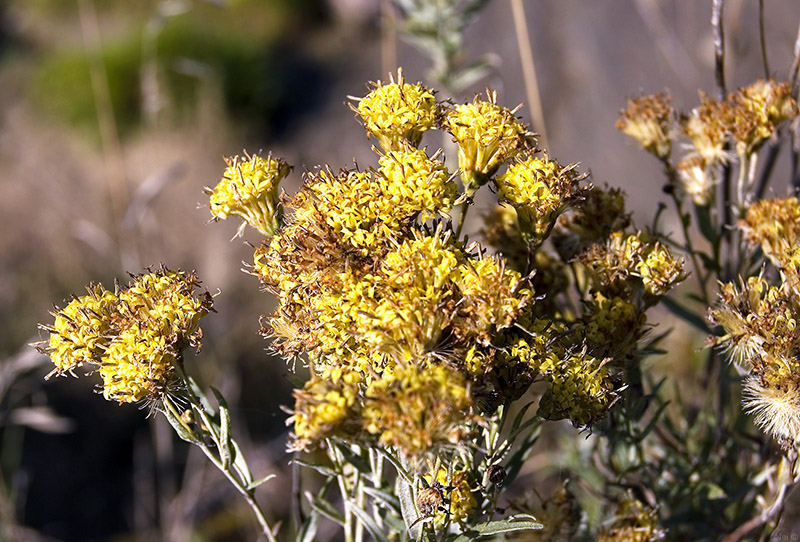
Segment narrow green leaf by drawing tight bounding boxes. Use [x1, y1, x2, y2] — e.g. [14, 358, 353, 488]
[660, 296, 711, 334]
[247, 473, 276, 491]
[380, 449, 413, 484]
[349, 501, 389, 542]
[449, 517, 544, 541]
[362, 486, 401, 512]
[306, 491, 345, 526]
[186, 375, 214, 414]
[293, 458, 339, 478]
[232, 440, 254, 486]
[210, 387, 234, 469]
[334, 442, 371, 474]
[296, 509, 321, 542]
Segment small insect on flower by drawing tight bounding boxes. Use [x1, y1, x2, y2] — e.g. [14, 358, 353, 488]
[408, 481, 451, 532]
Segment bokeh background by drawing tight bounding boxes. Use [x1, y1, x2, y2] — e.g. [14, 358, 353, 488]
[1, 1, 799, 540]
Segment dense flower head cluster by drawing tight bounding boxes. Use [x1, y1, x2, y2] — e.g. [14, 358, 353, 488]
[423, 465, 477, 525]
[206, 152, 291, 237]
[207, 70, 685, 456]
[38, 268, 213, 403]
[710, 197, 800, 447]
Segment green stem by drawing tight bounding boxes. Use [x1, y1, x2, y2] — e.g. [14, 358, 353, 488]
[162, 396, 277, 542]
[167, 360, 277, 542]
[662, 159, 710, 305]
[455, 196, 472, 239]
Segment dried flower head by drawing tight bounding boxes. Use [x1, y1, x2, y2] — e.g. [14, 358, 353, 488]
[207, 152, 291, 238]
[353, 68, 438, 151]
[444, 91, 535, 194]
[616, 93, 673, 160]
[728, 78, 798, 155]
[676, 155, 715, 206]
[681, 91, 733, 166]
[743, 376, 800, 448]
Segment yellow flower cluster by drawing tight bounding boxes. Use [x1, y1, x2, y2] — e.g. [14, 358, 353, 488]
[207, 152, 291, 237]
[423, 466, 477, 525]
[444, 91, 536, 193]
[303, 149, 455, 253]
[353, 68, 438, 151]
[580, 231, 686, 305]
[39, 269, 213, 403]
[495, 155, 585, 247]
[710, 198, 800, 446]
[219, 70, 686, 452]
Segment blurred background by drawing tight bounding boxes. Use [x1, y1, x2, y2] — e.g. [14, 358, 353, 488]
[1, 1, 799, 540]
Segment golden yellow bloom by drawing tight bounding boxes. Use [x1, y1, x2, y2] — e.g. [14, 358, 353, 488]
[39, 269, 213, 404]
[362, 363, 473, 454]
[616, 93, 673, 160]
[353, 68, 438, 151]
[537, 350, 613, 426]
[207, 152, 291, 237]
[289, 375, 361, 452]
[444, 91, 535, 194]
[578, 293, 645, 362]
[495, 155, 584, 247]
[424, 466, 477, 525]
[305, 158, 455, 252]
[741, 197, 800, 265]
[43, 285, 117, 376]
[99, 327, 176, 403]
[579, 231, 685, 305]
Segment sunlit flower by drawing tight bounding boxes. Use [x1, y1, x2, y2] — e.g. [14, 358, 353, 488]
[495, 155, 585, 247]
[597, 493, 665, 542]
[444, 91, 535, 194]
[207, 152, 291, 237]
[743, 376, 800, 448]
[353, 68, 438, 151]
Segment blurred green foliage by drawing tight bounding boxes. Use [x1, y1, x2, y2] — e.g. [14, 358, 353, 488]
[26, 0, 327, 139]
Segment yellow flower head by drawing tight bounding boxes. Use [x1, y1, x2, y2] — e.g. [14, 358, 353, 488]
[362, 363, 473, 455]
[43, 284, 118, 376]
[741, 197, 800, 265]
[207, 152, 291, 237]
[444, 91, 535, 194]
[305, 157, 455, 253]
[728, 78, 798, 154]
[681, 91, 733, 166]
[496, 155, 584, 247]
[616, 92, 673, 160]
[578, 292, 645, 362]
[537, 350, 613, 427]
[423, 466, 477, 525]
[354, 68, 438, 151]
[289, 375, 361, 452]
